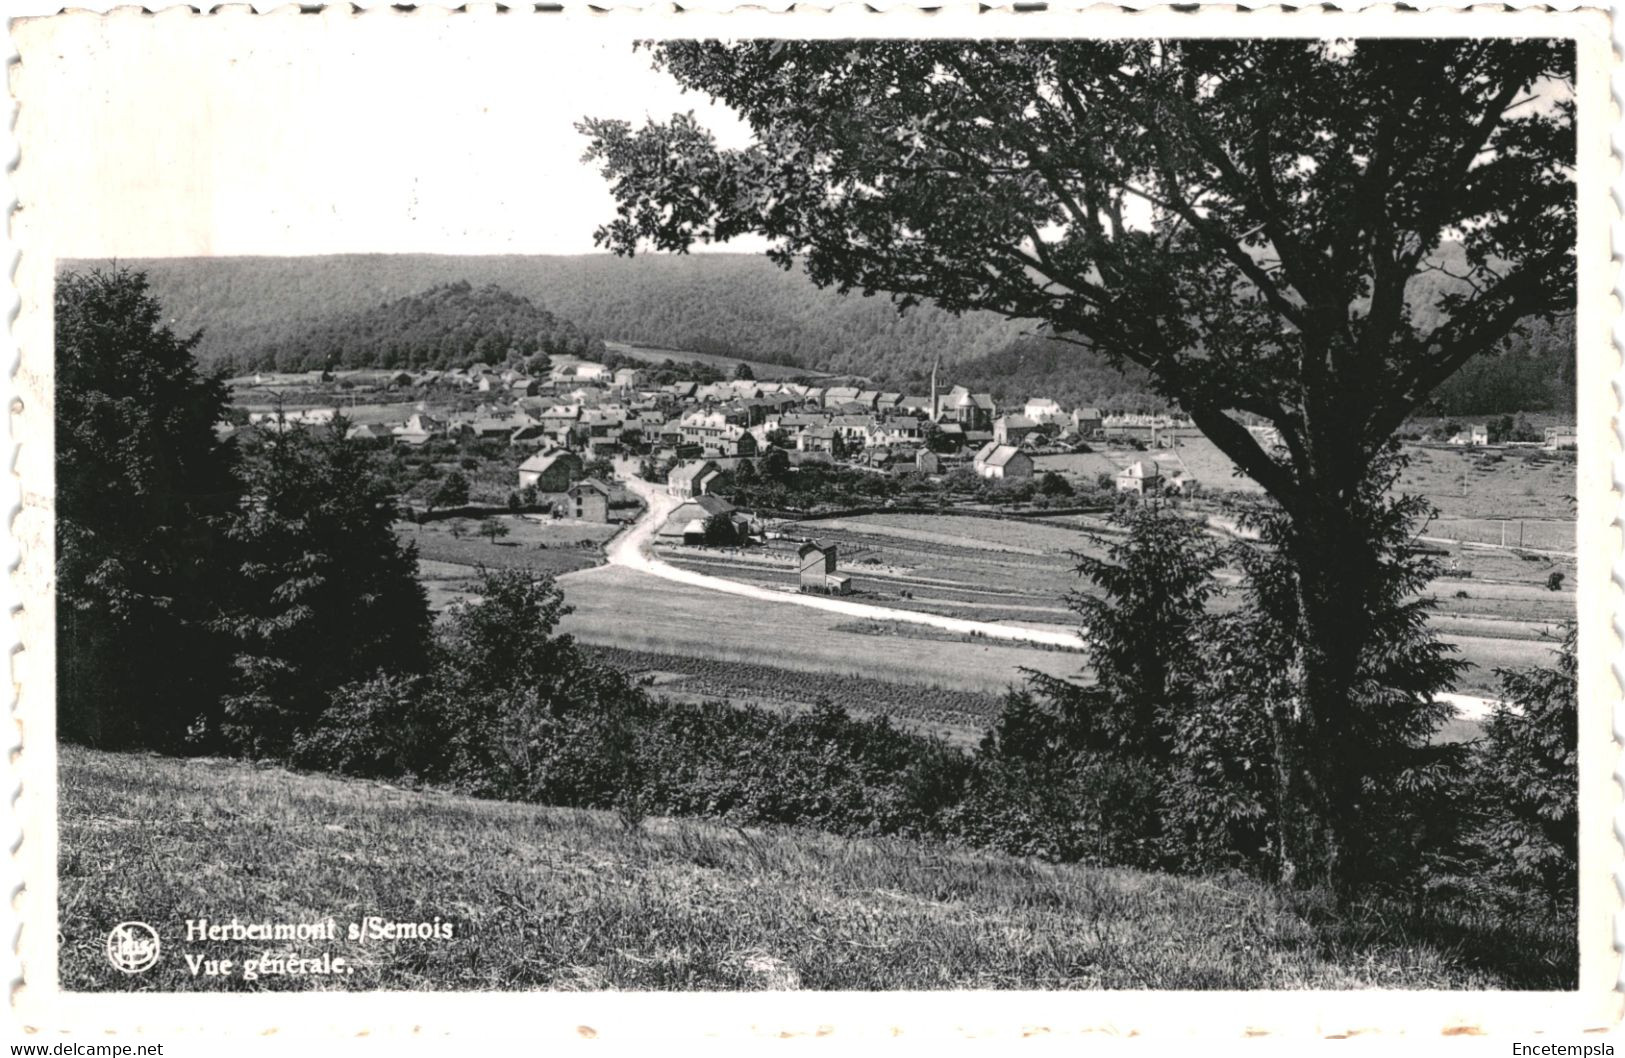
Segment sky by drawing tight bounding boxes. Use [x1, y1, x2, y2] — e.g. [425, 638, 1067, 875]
[19, 15, 767, 258]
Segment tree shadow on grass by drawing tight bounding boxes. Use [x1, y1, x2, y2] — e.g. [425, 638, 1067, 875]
[1309, 895, 1577, 990]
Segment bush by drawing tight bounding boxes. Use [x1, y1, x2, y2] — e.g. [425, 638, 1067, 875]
[293, 673, 434, 780]
[1463, 625, 1577, 916]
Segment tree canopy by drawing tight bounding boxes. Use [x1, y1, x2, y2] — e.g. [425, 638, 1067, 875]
[55, 268, 241, 748]
[581, 39, 1574, 507]
[580, 38, 1576, 896]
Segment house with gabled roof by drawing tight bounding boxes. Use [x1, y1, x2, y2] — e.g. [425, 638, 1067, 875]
[1115, 459, 1163, 494]
[973, 442, 1034, 480]
[1024, 398, 1065, 424]
[667, 459, 722, 499]
[657, 494, 736, 541]
[993, 414, 1039, 446]
[517, 448, 583, 492]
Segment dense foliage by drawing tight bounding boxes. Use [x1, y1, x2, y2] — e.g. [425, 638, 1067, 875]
[73, 254, 1046, 382]
[1462, 625, 1578, 916]
[241, 280, 603, 372]
[57, 267, 440, 757]
[215, 423, 433, 756]
[55, 268, 240, 749]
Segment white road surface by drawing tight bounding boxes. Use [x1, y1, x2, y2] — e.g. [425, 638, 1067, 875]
[573, 470, 1499, 720]
[585, 474, 1086, 649]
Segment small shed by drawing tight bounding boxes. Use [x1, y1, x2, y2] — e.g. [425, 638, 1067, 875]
[798, 541, 850, 594]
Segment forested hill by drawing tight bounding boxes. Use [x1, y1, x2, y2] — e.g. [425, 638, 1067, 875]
[70, 254, 1041, 379]
[235, 280, 604, 372]
[70, 253, 1573, 414]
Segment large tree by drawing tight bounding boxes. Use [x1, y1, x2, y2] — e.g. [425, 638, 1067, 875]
[55, 268, 241, 749]
[579, 39, 1575, 893]
[216, 421, 431, 756]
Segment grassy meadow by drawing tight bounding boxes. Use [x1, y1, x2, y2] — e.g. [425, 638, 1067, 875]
[556, 565, 1084, 698]
[585, 645, 1010, 744]
[59, 746, 1567, 992]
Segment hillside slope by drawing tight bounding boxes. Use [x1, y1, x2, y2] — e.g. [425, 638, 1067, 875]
[60, 745, 1541, 992]
[68, 254, 1044, 381]
[65, 252, 1572, 413]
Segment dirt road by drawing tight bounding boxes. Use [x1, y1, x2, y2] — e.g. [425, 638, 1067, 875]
[572, 474, 1086, 649]
[568, 471, 1497, 720]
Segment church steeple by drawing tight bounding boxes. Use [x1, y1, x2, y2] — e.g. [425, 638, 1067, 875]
[929, 355, 940, 422]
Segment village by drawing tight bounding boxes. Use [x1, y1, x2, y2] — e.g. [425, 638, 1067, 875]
[227, 349, 1578, 542]
[231, 353, 1236, 523]
[215, 346, 1579, 745]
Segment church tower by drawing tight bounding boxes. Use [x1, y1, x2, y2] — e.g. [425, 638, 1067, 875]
[929, 355, 940, 422]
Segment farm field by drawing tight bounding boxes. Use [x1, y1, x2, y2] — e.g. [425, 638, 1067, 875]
[60, 745, 1547, 992]
[585, 645, 1008, 743]
[1037, 439, 1576, 526]
[556, 565, 1083, 698]
[603, 340, 831, 381]
[403, 515, 621, 609]
[1397, 445, 1575, 522]
[647, 506, 1572, 697]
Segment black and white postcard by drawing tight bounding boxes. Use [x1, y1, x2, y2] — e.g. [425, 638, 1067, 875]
[6, 4, 1619, 1047]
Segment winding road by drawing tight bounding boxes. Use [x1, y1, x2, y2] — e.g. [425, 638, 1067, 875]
[567, 469, 1496, 720]
[579, 473, 1086, 649]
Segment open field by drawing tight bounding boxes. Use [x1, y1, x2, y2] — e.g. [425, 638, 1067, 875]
[1397, 445, 1575, 522]
[603, 340, 832, 381]
[586, 645, 1006, 742]
[60, 745, 1562, 991]
[654, 505, 1572, 695]
[558, 566, 1082, 698]
[404, 515, 622, 608]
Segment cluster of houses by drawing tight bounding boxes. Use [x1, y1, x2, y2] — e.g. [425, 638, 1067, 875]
[1445, 423, 1577, 451]
[241, 355, 1213, 519]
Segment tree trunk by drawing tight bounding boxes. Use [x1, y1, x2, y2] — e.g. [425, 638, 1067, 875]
[1272, 495, 1374, 900]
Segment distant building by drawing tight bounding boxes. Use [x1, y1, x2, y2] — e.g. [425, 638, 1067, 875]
[1071, 406, 1103, 437]
[941, 386, 997, 432]
[568, 479, 612, 523]
[916, 449, 940, 475]
[667, 459, 722, 499]
[798, 425, 840, 453]
[992, 414, 1039, 447]
[517, 449, 583, 492]
[1116, 459, 1163, 494]
[1543, 425, 1578, 450]
[1470, 424, 1490, 446]
[973, 442, 1034, 480]
[1024, 398, 1065, 424]
[798, 541, 851, 594]
[1152, 453, 1198, 495]
[658, 495, 736, 541]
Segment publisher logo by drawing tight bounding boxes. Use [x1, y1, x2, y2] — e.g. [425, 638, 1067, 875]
[106, 921, 161, 973]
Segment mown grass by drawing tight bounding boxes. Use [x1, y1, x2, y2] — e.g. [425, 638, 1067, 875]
[557, 566, 1082, 696]
[583, 644, 1004, 742]
[61, 746, 1550, 992]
